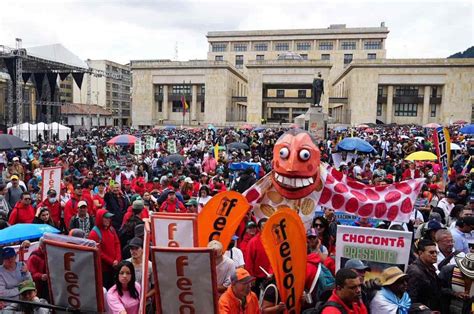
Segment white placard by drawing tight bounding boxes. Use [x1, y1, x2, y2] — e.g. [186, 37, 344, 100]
[151, 213, 197, 247]
[41, 167, 62, 201]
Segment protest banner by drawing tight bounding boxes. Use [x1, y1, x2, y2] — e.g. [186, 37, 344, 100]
[151, 247, 218, 313]
[134, 138, 143, 155]
[168, 139, 177, 154]
[433, 126, 451, 184]
[151, 212, 198, 247]
[313, 208, 380, 226]
[146, 136, 156, 150]
[41, 166, 61, 201]
[335, 225, 412, 280]
[44, 239, 104, 312]
[261, 207, 307, 314]
[198, 191, 251, 249]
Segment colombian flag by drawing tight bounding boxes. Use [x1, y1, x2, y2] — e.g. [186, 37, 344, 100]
[181, 95, 189, 116]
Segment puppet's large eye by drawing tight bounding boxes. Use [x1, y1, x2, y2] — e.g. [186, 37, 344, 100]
[279, 147, 290, 159]
[299, 149, 311, 161]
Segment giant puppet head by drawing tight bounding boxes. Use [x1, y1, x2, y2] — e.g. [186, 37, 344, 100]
[271, 129, 321, 199]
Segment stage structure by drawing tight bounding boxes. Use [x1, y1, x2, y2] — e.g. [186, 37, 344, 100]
[0, 39, 124, 132]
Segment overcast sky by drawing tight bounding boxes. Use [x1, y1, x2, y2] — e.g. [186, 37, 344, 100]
[0, 0, 472, 64]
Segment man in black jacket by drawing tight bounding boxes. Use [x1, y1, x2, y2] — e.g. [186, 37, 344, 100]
[104, 183, 129, 230]
[234, 167, 257, 193]
[406, 239, 442, 311]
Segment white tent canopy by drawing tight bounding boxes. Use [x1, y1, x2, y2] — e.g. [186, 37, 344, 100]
[49, 122, 71, 141]
[7, 123, 71, 142]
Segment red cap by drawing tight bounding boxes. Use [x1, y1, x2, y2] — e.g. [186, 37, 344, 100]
[123, 180, 131, 186]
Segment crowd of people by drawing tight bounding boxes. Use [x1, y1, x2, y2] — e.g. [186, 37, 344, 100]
[0, 123, 473, 313]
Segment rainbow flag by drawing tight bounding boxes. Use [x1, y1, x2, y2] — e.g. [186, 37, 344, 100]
[181, 95, 189, 116]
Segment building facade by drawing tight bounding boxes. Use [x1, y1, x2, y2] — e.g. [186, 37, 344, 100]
[61, 103, 113, 131]
[73, 59, 131, 126]
[59, 75, 74, 103]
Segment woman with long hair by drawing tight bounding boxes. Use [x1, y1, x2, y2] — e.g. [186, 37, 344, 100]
[106, 260, 141, 314]
[32, 207, 55, 227]
[311, 216, 335, 255]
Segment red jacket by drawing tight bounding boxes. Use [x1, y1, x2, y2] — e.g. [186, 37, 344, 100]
[8, 202, 35, 225]
[321, 290, 368, 314]
[64, 195, 81, 229]
[159, 199, 185, 213]
[88, 209, 122, 272]
[402, 168, 421, 181]
[82, 189, 95, 216]
[145, 182, 161, 193]
[244, 234, 272, 279]
[238, 232, 256, 258]
[37, 199, 61, 227]
[121, 206, 150, 227]
[27, 247, 47, 297]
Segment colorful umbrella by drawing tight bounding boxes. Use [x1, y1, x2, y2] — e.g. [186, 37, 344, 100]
[365, 128, 375, 133]
[336, 137, 376, 153]
[424, 123, 441, 128]
[164, 154, 185, 163]
[356, 124, 369, 129]
[460, 124, 474, 135]
[164, 125, 177, 130]
[240, 124, 253, 130]
[107, 134, 138, 146]
[0, 224, 60, 245]
[453, 120, 468, 125]
[405, 151, 437, 161]
[334, 126, 347, 132]
[228, 142, 250, 150]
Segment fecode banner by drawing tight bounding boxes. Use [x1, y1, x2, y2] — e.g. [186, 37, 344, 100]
[41, 167, 62, 201]
[151, 247, 218, 314]
[198, 191, 251, 249]
[261, 207, 307, 314]
[335, 226, 412, 279]
[44, 239, 104, 312]
[151, 213, 197, 247]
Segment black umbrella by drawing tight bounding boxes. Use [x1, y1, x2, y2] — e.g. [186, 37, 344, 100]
[227, 142, 250, 150]
[0, 134, 30, 151]
[164, 154, 185, 163]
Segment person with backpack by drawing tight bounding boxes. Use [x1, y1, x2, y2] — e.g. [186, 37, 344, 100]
[119, 200, 145, 248]
[159, 190, 185, 213]
[88, 209, 121, 290]
[302, 252, 335, 311]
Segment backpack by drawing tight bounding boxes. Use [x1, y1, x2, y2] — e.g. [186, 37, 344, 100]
[306, 263, 335, 307]
[92, 226, 103, 243]
[259, 283, 278, 308]
[302, 301, 347, 314]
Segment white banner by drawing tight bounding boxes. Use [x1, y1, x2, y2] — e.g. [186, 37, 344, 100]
[152, 248, 218, 313]
[168, 140, 177, 154]
[146, 136, 157, 150]
[134, 139, 143, 155]
[335, 226, 412, 279]
[41, 167, 62, 202]
[44, 239, 104, 312]
[151, 213, 197, 247]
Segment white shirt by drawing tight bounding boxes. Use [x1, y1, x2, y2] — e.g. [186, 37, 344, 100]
[216, 256, 236, 288]
[224, 247, 245, 268]
[437, 198, 455, 218]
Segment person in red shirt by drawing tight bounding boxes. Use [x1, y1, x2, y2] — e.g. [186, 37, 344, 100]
[92, 182, 106, 210]
[27, 239, 49, 300]
[122, 199, 149, 227]
[402, 162, 422, 181]
[321, 269, 368, 314]
[131, 176, 146, 196]
[81, 180, 96, 217]
[37, 189, 61, 227]
[64, 184, 88, 230]
[244, 218, 271, 296]
[89, 209, 121, 290]
[8, 192, 35, 225]
[159, 190, 185, 213]
[145, 177, 161, 193]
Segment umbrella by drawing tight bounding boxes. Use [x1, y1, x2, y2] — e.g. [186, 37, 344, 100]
[450, 143, 462, 150]
[164, 125, 177, 130]
[415, 136, 425, 142]
[405, 151, 437, 161]
[365, 128, 375, 133]
[400, 135, 410, 139]
[0, 134, 30, 151]
[207, 124, 216, 131]
[164, 154, 185, 163]
[0, 224, 60, 245]
[107, 135, 138, 146]
[240, 124, 253, 130]
[227, 142, 250, 150]
[424, 123, 441, 128]
[357, 124, 369, 129]
[454, 120, 468, 125]
[336, 137, 376, 153]
[254, 127, 266, 132]
[334, 126, 347, 132]
[460, 124, 474, 135]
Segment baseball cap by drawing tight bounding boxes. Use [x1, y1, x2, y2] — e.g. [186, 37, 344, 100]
[230, 268, 255, 285]
[232, 235, 239, 241]
[426, 220, 444, 232]
[47, 189, 57, 196]
[167, 189, 176, 195]
[469, 194, 474, 204]
[103, 211, 114, 218]
[74, 183, 82, 190]
[12, 157, 19, 162]
[128, 237, 143, 248]
[185, 199, 198, 206]
[446, 192, 458, 200]
[132, 200, 144, 210]
[77, 201, 88, 208]
[2, 247, 16, 259]
[10, 175, 19, 181]
[18, 280, 36, 294]
[184, 177, 193, 184]
[306, 228, 319, 238]
[246, 221, 257, 228]
[201, 172, 208, 177]
[344, 259, 371, 271]
[153, 177, 160, 182]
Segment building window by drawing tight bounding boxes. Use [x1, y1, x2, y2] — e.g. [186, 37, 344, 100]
[157, 101, 162, 112]
[377, 103, 382, 116]
[364, 41, 382, 50]
[343, 54, 353, 64]
[215, 55, 223, 61]
[319, 42, 333, 50]
[341, 41, 356, 50]
[395, 86, 418, 96]
[235, 55, 244, 68]
[201, 101, 205, 113]
[254, 43, 268, 51]
[321, 54, 330, 61]
[300, 54, 308, 60]
[212, 43, 227, 52]
[171, 85, 191, 95]
[296, 42, 311, 51]
[378, 86, 386, 96]
[256, 55, 264, 61]
[276, 90, 285, 98]
[430, 104, 437, 117]
[298, 90, 307, 98]
[275, 42, 289, 51]
[157, 85, 163, 95]
[367, 53, 376, 60]
[81, 117, 84, 125]
[431, 86, 438, 97]
[270, 108, 289, 122]
[172, 101, 184, 112]
[233, 43, 247, 52]
[394, 103, 418, 116]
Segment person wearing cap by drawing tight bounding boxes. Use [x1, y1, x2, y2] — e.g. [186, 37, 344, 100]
[450, 216, 474, 254]
[420, 219, 445, 242]
[8, 192, 35, 225]
[207, 240, 236, 295]
[439, 252, 474, 314]
[113, 165, 127, 186]
[448, 174, 469, 205]
[369, 267, 411, 314]
[159, 189, 185, 213]
[37, 189, 61, 227]
[126, 237, 154, 302]
[437, 192, 457, 219]
[69, 200, 95, 237]
[307, 228, 329, 257]
[5, 174, 26, 210]
[218, 268, 260, 314]
[123, 163, 136, 181]
[406, 239, 442, 312]
[184, 198, 198, 213]
[122, 199, 149, 228]
[0, 247, 32, 300]
[11, 157, 25, 181]
[104, 183, 130, 231]
[224, 235, 245, 268]
[89, 209, 121, 290]
[145, 177, 161, 193]
[2, 280, 50, 313]
[237, 219, 257, 256]
[64, 183, 88, 230]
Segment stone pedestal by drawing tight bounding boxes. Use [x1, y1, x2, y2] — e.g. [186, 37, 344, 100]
[303, 107, 326, 141]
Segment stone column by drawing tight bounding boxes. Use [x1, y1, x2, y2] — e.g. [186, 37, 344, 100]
[386, 85, 393, 124]
[191, 84, 197, 122]
[422, 85, 430, 125]
[162, 85, 169, 121]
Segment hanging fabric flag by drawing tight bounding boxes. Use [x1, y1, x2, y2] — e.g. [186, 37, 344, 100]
[181, 95, 189, 116]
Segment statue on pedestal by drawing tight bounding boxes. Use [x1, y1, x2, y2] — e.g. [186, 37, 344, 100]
[311, 73, 324, 107]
